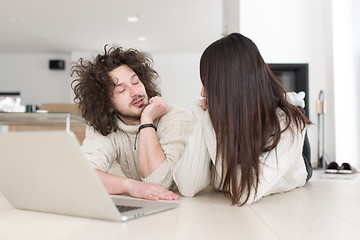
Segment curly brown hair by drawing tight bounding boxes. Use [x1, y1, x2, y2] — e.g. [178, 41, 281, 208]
[71, 45, 161, 136]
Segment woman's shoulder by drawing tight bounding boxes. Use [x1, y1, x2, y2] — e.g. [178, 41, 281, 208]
[276, 107, 306, 131]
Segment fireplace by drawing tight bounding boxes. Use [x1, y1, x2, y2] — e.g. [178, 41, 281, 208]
[268, 63, 309, 117]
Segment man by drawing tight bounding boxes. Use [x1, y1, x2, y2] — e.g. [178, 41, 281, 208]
[71, 45, 192, 201]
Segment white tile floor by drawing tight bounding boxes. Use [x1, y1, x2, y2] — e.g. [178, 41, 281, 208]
[250, 170, 360, 239]
[0, 169, 359, 240]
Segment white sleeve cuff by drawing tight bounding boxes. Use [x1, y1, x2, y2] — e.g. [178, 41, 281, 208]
[141, 160, 174, 189]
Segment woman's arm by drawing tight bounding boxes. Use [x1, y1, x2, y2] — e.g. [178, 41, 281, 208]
[173, 101, 215, 197]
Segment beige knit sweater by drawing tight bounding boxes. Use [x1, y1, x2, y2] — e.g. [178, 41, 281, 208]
[174, 100, 308, 203]
[81, 103, 192, 189]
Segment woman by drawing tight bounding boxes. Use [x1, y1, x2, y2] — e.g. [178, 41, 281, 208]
[173, 33, 312, 205]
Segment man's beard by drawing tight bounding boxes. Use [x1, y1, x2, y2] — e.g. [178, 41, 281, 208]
[115, 95, 149, 122]
[115, 109, 143, 121]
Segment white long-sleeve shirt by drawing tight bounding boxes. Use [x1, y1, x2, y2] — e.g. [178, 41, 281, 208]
[81, 103, 192, 189]
[173, 100, 308, 204]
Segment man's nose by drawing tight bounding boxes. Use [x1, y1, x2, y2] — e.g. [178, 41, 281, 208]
[128, 85, 139, 97]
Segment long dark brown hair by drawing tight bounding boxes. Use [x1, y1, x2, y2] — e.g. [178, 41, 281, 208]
[71, 45, 160, 136]
[200, 33, 311, 205]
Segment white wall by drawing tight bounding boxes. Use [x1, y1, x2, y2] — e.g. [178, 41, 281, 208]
[0, 53, 72, 107]
[154, 53, 203, 110]
[332, 0, 360, 168]
[239, 0, 336, 167]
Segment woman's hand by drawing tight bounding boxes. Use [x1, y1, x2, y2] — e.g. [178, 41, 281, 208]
[200, 98, 207, 111]
[200, 86, 208, 111]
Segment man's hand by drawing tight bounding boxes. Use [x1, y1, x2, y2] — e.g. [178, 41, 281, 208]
[95, 170, 178, 200]
[137, 96, 167, 178]
[125, 179, 179, 201]
[141, 96, 168, 124]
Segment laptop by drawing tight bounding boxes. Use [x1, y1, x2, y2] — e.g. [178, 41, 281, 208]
[0, 131, 178, 222]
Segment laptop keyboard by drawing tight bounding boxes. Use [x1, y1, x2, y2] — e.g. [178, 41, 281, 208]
[116, 205, 142, 213]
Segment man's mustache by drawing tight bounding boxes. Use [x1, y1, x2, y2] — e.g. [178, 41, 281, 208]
[130, 95, 148, 107]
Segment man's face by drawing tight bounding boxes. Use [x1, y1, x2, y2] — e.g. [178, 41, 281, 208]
[109, 65, 148, 125]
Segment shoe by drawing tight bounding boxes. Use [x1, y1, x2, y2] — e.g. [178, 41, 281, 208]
[325, 162, 339, 174]
[325, 162, 358, 174]
[338, 163, 357, 174]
